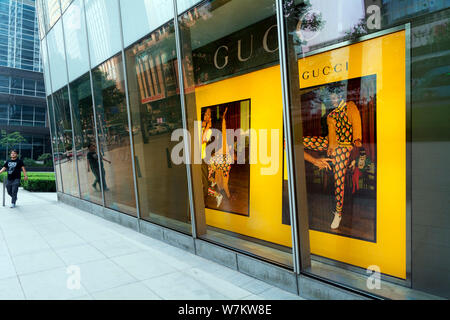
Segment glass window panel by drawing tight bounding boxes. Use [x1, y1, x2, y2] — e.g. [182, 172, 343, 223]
[11, 77, 22, 90]
[282, 0, 450, 300]
[85, 0, 122, 68]
[45, 0, 61, 29]
[70, 72, 103, 205]
[47, 95, 63, 192]
[0, 103, 7, 118]
[120, 0, 174, 48]
[20, 144, 32, 160]
[125, 21, 191, 233]
[22, 106, 34, 121]
[61, 0, 73, 12]
[53, 86, 79, 197]
[35, 106, 46, 122]
[47, 20, 68, 93]
[9, 105, 21, 120]
[39, 39, 51, 96]
[24, 79, 36, 91]
[176, 0, 202, 14]
[92, 53, 137, 216]
[0, 74, 8, 87]
[64, 0, 90, 82]
[179, 0, 293, 267]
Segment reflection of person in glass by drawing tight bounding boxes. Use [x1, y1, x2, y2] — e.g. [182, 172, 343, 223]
[201, 108, 223, 207]
[303, 87, 362, 230]
[87, 143, 111, 192]
[208, 107, 233, 206]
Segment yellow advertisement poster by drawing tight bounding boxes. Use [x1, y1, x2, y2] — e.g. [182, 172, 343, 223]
[195, 66, 293, 249]
[299, 31, 407, 279]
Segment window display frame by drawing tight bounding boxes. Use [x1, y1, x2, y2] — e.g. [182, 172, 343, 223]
[279, 19, 413, 290]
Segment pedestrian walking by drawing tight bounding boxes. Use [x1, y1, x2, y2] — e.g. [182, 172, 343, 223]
[0, 149, 28, 208]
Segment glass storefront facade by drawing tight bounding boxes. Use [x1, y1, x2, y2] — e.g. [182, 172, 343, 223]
[37, 0, 450, 300]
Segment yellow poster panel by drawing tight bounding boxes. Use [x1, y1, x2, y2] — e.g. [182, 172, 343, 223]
[300, 31, 407, 279]
[195, 66, 292, 248]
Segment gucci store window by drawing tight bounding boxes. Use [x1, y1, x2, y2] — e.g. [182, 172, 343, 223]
[91, 54, 137, 216]
[282, 0, 450, 299]
[178, 0, 295, 267]
[70, 72, 104, 205]
[47, 96, 63, 193]
[53, 86, 79, 198]
[125, 21, 192, 234]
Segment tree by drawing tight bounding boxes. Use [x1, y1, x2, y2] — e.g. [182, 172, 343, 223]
[0, 130, 26, 160]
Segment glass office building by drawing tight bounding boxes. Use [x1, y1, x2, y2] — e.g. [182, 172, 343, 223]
[0, 0, 51, 161]
[38, 0, 450, 299]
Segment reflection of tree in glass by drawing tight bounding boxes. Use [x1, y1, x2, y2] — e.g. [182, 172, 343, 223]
[344, 18, 369, 39]
[284, 0, 324, 51]
[92, 68, 128, 143]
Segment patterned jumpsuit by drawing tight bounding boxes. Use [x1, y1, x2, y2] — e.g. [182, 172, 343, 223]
[303, 100, 361, 216]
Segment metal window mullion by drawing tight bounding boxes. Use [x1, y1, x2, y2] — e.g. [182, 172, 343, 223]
[80, 0, 105, 206]
[60, 5, 81, 199]
[117, 0, 141, 227]
[275, 0, 301, 274]
[173, 0, 198, 239]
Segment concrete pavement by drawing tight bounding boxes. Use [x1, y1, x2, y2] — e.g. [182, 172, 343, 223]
[0, 184, 304, 300]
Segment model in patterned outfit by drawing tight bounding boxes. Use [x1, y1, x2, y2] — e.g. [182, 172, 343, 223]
[303, 92, 362, 230]
[208, 107, 232, 201]
[201, 107, 223, 207]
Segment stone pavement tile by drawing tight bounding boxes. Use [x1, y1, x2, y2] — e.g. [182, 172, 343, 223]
[19, 267, 89, 300]
[18, 210, 54, 220]
[32, 220, 71, 236]
[258, 287, 304, 300]
[111, 251, 177, 281]
[239, 278, 275, 295]
[184, 267, 252, 300]
[91, 282, 162, 300]
[0, 253, 17, 280]
[6, 234, 51, 256]
[195, 262, 256, 288]
[144, 245, 209, 271]
[142, 272, 229, 300]
[55, 244, 106, 266]
[1, 225, 40, 239]
[42, 231, 87, 250]
[71, 226, 116, 242]
[0, 211, 24, 223]
[0, 240, 10, 256]
[89, 236, 144, 258]
[12, 249, 66, 275]
[77, 259, 137, 294]
[125, 233, 171, 251]
[0, 218, 31, 230]
[0, 277, 25, 300]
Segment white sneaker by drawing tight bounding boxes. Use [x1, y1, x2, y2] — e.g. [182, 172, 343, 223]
[216, 194, 223, 207]
[10, 204, 16, 209]
[331, 213, 342, 229]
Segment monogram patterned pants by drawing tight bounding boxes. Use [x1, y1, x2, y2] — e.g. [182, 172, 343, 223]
[303, 137, 353, 215]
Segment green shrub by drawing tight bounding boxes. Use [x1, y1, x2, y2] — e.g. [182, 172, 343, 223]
[21, 176, 56, 192]
[0, 172, 56, 192]
[38, 153, 54, 167]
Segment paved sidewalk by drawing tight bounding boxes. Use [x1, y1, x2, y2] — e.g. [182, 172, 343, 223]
[0, 185, 303, 300]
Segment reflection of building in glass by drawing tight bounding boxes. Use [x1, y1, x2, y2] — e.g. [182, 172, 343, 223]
[0, 0, 51, 162]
